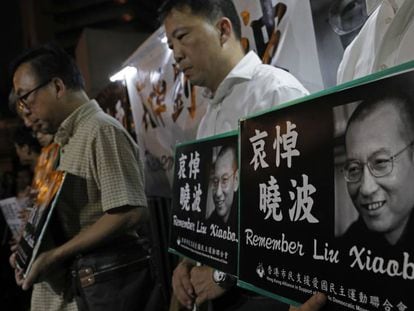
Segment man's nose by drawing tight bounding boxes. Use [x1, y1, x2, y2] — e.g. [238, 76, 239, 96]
[172, 44, 184, 65]
[359, 165, 379, 196]
[23, 114, 34, 128]
[24, 118, 33, 128]
[215, 182, 223, 196]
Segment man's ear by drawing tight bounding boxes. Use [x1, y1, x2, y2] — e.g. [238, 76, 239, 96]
[51, 77, 66, 99]
[217, 17, 233, 45]
[233, 169, 239, 192]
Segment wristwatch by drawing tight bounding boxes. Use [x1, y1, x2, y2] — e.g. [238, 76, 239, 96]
[212, 269, 236, 289]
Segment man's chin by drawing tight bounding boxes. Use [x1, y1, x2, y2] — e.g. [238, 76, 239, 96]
[215, 206, 225, 217]
[364, 218, 389, 234]
[40, 128, 53, 135]
[186, 75, 203, 88]
[40, 124, 57, 135]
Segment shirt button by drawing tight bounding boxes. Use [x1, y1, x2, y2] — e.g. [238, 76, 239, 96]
[385, 17, 392, 24]
[379, 64, 388, 70]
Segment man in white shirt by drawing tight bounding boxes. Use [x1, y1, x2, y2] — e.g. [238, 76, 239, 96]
[159, 1, 325, 310]
[337, 0, 414, 84]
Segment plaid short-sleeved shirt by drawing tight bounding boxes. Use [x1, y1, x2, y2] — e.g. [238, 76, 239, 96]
[31, 100, 147, 311]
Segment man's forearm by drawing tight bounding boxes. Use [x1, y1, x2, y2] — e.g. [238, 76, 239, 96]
[53, 205, 148, 263]
[21, 205, 148, 290]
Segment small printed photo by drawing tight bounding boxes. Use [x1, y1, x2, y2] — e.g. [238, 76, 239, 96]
[206, 144, 239, 229]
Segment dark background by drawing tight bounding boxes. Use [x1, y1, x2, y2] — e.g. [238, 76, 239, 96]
[0, 0, 164, 119]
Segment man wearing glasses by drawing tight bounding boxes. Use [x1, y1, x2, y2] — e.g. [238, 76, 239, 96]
[9, 43, 149, 311]
[208, 145, 238, 227]
[342, 92, 414, 247]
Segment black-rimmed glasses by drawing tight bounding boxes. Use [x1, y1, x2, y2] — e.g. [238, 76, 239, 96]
[343, 141, 414, 183]
[17, 79, 52, 110]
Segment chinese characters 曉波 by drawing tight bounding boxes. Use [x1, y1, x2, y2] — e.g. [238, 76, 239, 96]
[249, 121, 318, 223]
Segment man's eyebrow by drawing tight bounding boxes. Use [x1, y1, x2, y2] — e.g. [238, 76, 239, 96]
[171, 27, 188, 38]
[346, 147, 392, 161]
[370, 148, 393, 157]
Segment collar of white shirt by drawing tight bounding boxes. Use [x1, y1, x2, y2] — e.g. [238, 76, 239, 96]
[211, 51, 262, 106]
[387, 0, 405, 13]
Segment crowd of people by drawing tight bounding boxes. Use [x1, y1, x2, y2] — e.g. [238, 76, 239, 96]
[0, 0, 413, 310]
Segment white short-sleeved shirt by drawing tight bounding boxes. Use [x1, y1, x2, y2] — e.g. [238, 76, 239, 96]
[196, 51, 309, 138]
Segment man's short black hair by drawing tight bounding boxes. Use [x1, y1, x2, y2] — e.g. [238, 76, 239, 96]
[346, 90, 414, 146]
[10, 42, 85, 90]
[216, 144, 237, 171]
[158, 0, 242, 41]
